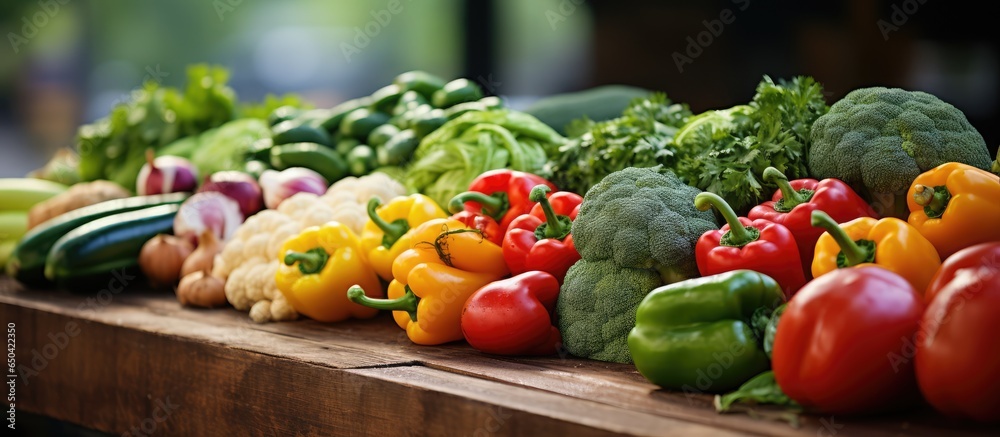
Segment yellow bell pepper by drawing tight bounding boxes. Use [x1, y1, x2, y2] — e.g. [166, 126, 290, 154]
[906, 162, 1000, 259]
[361, 194, 447, 281]
[275, 221, 383, 322]
[348, 218, 509, 345]
[811, 211, 941, 292]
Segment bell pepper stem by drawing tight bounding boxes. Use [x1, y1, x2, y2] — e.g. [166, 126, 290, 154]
[528, 185, 571, 240]
[810, 210, 874, 267]
[447, 191, 508, 221]
[367, 198, 409, 248]
[694, 192, 758, 247]
[283, 248, 329, 275]
[347, 284, 419, 322]
[763, 167, 813, 211]
[912, 185, 951, 219]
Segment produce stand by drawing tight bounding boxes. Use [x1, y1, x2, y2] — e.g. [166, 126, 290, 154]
[2, 277, 993, 437]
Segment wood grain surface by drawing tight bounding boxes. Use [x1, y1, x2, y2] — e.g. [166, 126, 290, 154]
[0, 278, 993, 437]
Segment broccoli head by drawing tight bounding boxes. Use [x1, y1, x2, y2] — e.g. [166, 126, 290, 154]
[557, 258, 662, 363]
[572, 167, 718, 282]
[809, 87, 992, 218]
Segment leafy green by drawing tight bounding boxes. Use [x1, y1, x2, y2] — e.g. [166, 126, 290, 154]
[714, 371, 800, 413]
[542, 94, 693, 195]
[404, 109, 566, 207]
[672, 76, 829, 215]
[76, 65, 237, 190]
[239, 93, 312, 120]
[184, 118, 272, 176]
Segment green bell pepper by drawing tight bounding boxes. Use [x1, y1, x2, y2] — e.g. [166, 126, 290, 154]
[627, 270, 785, 393]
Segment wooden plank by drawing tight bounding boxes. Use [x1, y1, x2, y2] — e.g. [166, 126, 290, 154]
[1, 279, 994, 437]
[1, 298, 736, 437]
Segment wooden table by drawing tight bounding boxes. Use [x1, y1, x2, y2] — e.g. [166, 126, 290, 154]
[1, 278, 993, 437]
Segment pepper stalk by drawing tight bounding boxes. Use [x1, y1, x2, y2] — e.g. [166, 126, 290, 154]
[694, 192, 760, 247]
[447, 191, 509, 222]
[528, 185, 572, 241]
[347, 285, 419, 322]
[762, 167, 815, 213]
[284, 248, 330, 275]
[367, 198, 410, 248]
[810, 210, 875, 268]
[912, 185, 951, 219]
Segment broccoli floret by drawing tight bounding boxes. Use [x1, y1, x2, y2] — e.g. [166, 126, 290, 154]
[572, 167, 718, 282]
[809, 87, 992, 218]
[557, 259, 662, 363]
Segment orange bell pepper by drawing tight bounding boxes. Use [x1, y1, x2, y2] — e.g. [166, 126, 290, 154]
[348, 218, 509, 345]
[906, 162, 1000, 259]
[811, 211, 941, 292]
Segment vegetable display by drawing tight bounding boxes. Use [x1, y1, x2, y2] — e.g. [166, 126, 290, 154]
[808, 87, 993, 218]
[629, 270, 785, 393]
[8, 65, 1000, 427]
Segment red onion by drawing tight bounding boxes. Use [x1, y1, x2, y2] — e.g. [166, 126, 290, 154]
[173, 192, 244, 244]
[198, 171, 263, 217]
[259, 168, 328, 209]
[137, 149, 199, 195]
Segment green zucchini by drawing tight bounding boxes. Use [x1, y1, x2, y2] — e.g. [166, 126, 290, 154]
[347, 145, 378, 177]
[367, 124, 400, 149]
[6, 193, 189, 287]
[411, 109, 447, 138]
[44, 204, 181, 290]
[335, 138, 361, 157]
[370, 84, 404, 114]
[393, 91, 429, 116]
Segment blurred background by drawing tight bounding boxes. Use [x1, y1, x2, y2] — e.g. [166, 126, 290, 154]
[1, 0, 997, 178]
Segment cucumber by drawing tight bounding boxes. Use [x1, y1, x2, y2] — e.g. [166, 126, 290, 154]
[339, 109, 391, 140]
[377, 130, 420, 166]
[268, 106, 303, 126]
[411, 109, 447, 138]
[367, 124, 400, 149]
[393, 91, 429, 116]
[270, 143, 349, 183]
[347, 145, 378, 177]
[393, 71, 447, 99]
[320, 98, 371, 133]
[44, 204, 181, 290]
[431, 79, 484, 108]
[6, 193, 190, 287]
[335, 138, 361, 157]
[444, 96, 504, 120]
[272, 120, 332, 147]
[370, 84, 403, 114]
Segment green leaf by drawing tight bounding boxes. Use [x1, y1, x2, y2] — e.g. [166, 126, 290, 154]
[714, 371, 800, 413]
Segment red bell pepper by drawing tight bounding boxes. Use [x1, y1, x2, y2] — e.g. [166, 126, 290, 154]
[749, 167, 877, 275]
[502, 185, 582, 282]
[694, 192, 806, 298]
[772, 266, 924, 415]
[461, 271, 562, 356]
[925, 242, 1000, 303]
[450, 211, 503, 245]
[448, 170, 556, 234]
[916, 243, 1000, 422]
